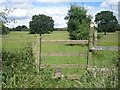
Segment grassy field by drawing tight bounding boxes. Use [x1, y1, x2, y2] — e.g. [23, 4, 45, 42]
[97, 31, 118, 46]
[2, 31, 88, 75]
[2, 31, 118, 88]
[2, 31, 118, 72]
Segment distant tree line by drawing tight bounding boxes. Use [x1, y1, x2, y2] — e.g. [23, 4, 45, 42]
[2, 5, 120, 36]
[2, 24, 29, 35]
[53, 28, 67, 31]
[10, 25, 29, 31]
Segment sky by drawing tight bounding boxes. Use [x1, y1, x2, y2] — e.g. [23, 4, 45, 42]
[0, 0, 119, 28]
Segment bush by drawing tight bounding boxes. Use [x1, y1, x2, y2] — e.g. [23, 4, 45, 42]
[2, 46, 36, 87]
[97, 34, 102, 39]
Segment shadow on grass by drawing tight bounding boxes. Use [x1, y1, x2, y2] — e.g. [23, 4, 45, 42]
[64, 44, 88, 47]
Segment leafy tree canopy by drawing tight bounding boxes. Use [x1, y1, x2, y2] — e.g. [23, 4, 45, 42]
[29, 14, 54, 34]
[65, 3, 92, 40]
[95, 11, 118, 35]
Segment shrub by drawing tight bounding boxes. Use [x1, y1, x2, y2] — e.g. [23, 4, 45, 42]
[97, 34, 102, 39]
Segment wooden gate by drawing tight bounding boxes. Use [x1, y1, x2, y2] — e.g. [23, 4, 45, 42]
[32, 22, 118, 79]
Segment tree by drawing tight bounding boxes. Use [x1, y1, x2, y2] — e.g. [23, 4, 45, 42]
[21, 25, 28, 30]
[0, 7, 16, 35]
[29, 14, 54, 34]
[95, 11, 118, 35]
[2, 24, 10, 35]
[65, 3, 92, 40]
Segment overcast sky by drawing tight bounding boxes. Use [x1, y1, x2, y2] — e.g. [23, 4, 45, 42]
[0, 0, 119, 28]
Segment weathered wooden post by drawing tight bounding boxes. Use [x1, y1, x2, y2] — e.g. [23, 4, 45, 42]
[34, 36, 40, 73]
[94, 29, 98, 54]
[94, 29, 97, 47]
[39, 33, 42, 74]
[35, 34, 41, 74]
[87, 22, 94, 65]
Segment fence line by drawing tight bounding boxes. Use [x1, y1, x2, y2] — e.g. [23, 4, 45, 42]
[91, 46, 118, 51]
[39, 40, 88, 44]
[40, 64, 87, 68]
[41, 52, 87, 56]
[32, 21, 118, 79]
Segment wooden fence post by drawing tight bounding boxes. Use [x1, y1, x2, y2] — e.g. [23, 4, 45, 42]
[94, 29, 97, 47]
[36, 34, 42, 74]
[94, 29, 98, 54]
[39, 34, 42, 74]
[35, 36, 40, 73]
[87, 22, 94, 65]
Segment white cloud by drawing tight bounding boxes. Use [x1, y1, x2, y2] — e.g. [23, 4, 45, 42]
[0, 0, 7, 4]
[9, 0, 34, 2]
[100, 0, 119, 8]
[2, 1, 34, 28]
[2, 1, 69, 28]
[100, 0, 119, 19]
[37, 0, 70, 3]
[3, 0, 119, 28]
[33, 6, 69, 28]
[6, 18, 31, 28]
[8, 9, 27, 18]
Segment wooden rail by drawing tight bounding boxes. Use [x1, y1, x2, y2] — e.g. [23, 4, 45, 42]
[41, 52, 87, 56]
[52, 75, 81, 79]
[87, 67, 117, 72]
[41, 64, 87, 68]
[40, 40, 88, 44]
[91, 46, 118, 51]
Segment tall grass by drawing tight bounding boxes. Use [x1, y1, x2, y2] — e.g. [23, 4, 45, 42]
[74, 52, 119, 88]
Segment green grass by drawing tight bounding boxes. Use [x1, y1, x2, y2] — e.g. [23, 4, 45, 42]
[2, 31, 38, 49]
[2, 30, 118, 88]
[98, 31, 118, 46]
[41, 56, 87, 64]
[42, 31, 69, 40]
[3, 31, 118, 68]
[92, 50, 118, 68]
[2, 31, 69, 49]
[41, 44, 87, 53]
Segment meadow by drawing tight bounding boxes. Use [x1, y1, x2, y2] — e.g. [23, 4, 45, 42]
[2, 31, 118, 88]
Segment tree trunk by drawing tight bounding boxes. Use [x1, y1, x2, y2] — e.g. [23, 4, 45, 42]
[104, 32, 106, 35]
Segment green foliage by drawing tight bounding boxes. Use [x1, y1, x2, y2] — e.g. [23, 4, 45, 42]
[65, 3, 92, 40]
[10, 25, 28, 31]
[97, 32, 118, 46]
[76, 20, 89, 40]
[2, 46, 35, 87]
[97, 34, 102, 39]
[2, 46, 77, 88]
[0, 7, 16, 35]
[2, 24, 10, 35]
[29, 14, 54, 34]
[95, 11, 118, 35]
